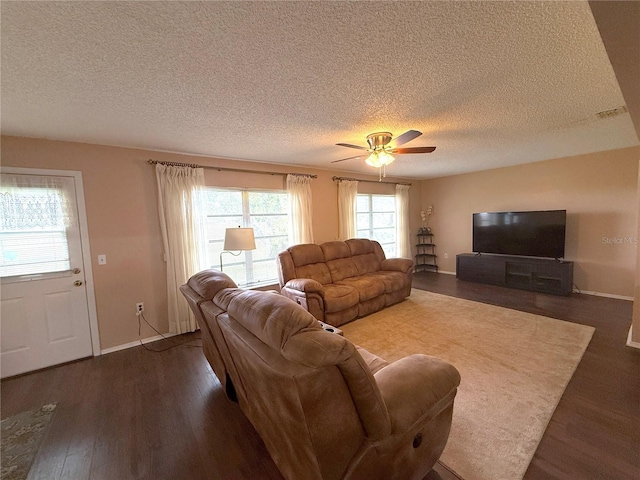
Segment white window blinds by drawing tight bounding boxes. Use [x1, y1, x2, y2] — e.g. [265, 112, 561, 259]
[0, 174, 73, 277]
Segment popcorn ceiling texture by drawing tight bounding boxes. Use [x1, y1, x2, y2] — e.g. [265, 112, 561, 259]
[1, 1, 637, 179]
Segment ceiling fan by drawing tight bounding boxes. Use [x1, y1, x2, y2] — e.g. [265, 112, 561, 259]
[332, 130, 436, 176]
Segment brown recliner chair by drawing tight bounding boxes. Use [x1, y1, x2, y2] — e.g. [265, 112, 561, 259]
[182, 270, 461, 480]
[180, 269, 239, 400]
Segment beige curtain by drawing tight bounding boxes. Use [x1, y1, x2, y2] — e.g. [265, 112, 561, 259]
[155, 164, 207, 334]
[286, 174, 314, 245]
[395, 184, 412, 259]
[338, 180, 358, 240]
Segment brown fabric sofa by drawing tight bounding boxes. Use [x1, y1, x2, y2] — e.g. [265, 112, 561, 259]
[277, 238, 414, 326]
[181, 269, 460, 480]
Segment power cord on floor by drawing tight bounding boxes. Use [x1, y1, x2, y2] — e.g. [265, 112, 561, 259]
[137, 312, 202, 352]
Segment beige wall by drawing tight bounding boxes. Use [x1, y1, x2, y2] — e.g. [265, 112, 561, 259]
[3, 134, 635, 350]
[0, 135, 420, 350]
[589, 0, 640, 343]
[421, 147, 639, 298]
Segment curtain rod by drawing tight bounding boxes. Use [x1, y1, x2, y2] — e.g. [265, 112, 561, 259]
[148, 159, 317, 179]
[332, 176, 411, 186]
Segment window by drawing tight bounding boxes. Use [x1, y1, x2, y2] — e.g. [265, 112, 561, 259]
[356, 194, 396, 257]
[0, 178, 71, 277]
[204, 188, 288, 286]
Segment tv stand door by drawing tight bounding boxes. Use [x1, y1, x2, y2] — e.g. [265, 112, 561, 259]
[457, 254, 573, 296]
[456, 254, 506, 286]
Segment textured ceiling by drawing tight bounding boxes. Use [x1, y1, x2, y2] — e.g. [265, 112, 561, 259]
[1, 1, 638, 179]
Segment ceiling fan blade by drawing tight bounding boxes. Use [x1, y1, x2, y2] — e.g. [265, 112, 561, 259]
[336, 143, 368, 150]
[389, 146, 436, 154]
[389, 130, 422, 147]
[331, 154, 367, 163]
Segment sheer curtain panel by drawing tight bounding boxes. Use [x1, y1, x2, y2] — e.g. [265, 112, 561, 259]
[395, 184, 412, 259]
[155, 164, 207, 334]
[338, 180, 358, 240]
[286, 174, 314, 245]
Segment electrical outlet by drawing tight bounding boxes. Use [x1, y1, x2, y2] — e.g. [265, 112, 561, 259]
[136, 302, 144, 316]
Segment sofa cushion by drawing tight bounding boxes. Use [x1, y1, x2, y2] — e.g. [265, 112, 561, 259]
[322, 284, 359, 313]
[327, 257, 359, 282]
[296, 263, 332, 285]
[336, 276, 385, 302]
[321, 241, 351, 261]
[217, 289, 319, 351]
[289, 243, 325, 266]
[352, 252, 383, 275]
[364, 271, 411, 294]
[284, 330, 393, 440]
[187, 269, 238, 299]
[322, 241, 359, 282]
[345, 238, 375, 256]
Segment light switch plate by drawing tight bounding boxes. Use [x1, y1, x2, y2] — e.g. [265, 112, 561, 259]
[98, 254, 107, 265]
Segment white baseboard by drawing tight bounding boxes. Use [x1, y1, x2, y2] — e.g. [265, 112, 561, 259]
[574, 290, 634, 301]
[627, 326, 640, 349]
[101, 332, 181, 355]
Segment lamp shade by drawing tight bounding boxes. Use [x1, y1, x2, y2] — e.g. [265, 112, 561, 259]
[223, 227, 256, 251]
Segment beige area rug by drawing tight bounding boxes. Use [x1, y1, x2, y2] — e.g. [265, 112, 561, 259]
[340, 290, 595, 480]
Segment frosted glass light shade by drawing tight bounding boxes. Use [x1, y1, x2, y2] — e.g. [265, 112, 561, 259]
[223, 227, 256, 251]
[365, 150, 395, 167]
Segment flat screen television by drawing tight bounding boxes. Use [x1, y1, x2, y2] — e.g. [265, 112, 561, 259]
[472, 210, 566, 259]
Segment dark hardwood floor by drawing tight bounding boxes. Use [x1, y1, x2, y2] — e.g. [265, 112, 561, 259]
[1, 272, 638, 479]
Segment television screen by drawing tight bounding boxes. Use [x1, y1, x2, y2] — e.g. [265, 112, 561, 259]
[472, 210, 566, 259]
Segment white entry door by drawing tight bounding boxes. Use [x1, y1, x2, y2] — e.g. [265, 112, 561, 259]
[1, 170, 96, 378]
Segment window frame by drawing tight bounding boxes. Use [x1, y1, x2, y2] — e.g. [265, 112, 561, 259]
[204, 187, 288, 287]
[356, 193, 397, 257]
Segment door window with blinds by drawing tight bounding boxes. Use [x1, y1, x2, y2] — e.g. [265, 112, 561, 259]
[0, 174, 76, 278]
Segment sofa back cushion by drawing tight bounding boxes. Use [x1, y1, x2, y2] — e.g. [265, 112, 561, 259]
[215, 288, 319, 351]
[283, 330, 391, 440]
[287, 243, 332, 285]
[321, 241, 359, 282]
[187, 269, 238, 299]
[346, 239, 385, 275]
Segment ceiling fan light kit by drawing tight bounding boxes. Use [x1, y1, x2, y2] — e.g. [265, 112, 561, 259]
[365, 150, 395, 168]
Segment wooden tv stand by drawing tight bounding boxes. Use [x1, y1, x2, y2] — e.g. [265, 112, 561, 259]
[456, 253, 573, 296]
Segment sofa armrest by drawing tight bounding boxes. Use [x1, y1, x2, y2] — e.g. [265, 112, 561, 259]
[374, 354, 460, 433]
[380, 258, 414, 274]
[284, 278, 325, 294]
